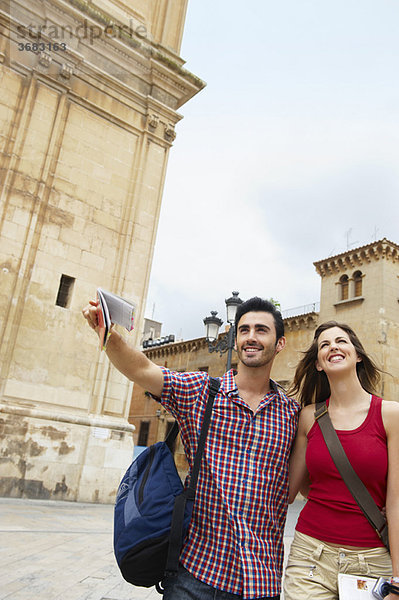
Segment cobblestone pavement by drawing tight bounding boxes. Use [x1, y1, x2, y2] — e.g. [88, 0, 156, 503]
[0, 497, 304, 600]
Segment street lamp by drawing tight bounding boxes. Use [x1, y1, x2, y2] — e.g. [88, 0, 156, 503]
[203, 291, 243, 371]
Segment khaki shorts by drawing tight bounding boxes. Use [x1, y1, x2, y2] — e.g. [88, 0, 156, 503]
[284, 531, 392, 600]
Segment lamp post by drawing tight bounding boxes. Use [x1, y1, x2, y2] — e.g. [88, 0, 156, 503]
[203, 291, 243, 371]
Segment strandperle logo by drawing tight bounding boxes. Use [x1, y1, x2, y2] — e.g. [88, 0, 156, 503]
[17, 18, 148, 45]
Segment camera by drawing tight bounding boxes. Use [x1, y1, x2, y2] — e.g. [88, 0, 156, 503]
[372, 578, 394, 599]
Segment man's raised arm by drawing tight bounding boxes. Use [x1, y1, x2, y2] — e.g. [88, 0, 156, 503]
[82, 300, 164, 398]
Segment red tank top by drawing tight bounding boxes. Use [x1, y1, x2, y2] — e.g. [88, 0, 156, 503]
[296, 396, 388, 547]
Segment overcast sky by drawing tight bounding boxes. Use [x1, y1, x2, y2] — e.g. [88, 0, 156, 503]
[145, 0, 399, 341]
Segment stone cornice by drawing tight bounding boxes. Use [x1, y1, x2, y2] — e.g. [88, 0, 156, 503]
[3, 0, 205, 114]
[283, 312, 318, 332]
[144, 336, 210, 360]
[314, 238, 399, 277]
[0, 402, 135, 432]
[64, 0, 205, 92]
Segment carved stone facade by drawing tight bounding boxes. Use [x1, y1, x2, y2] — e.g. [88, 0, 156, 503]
[130, 238, 399, 474]
[0, 0, 204, 501]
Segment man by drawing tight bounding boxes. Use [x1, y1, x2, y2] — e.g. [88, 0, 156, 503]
[82, 296, 300, 600]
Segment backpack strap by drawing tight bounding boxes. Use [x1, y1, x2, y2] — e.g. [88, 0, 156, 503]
[187, 376, 221, 494]
[315, 401, 389, 549]
[163, 377, 221, 579]
[165, 421, 179, 452]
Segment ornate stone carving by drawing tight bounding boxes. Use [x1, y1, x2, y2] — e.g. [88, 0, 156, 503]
[147, 113, 159, 129]
[145, 336, 208, 360]
[164, 123, 176, 141]
[38, 52, 52, 69]
[59, 63, 74, 79]
[314, 238, 399, 276]
[284, 313, 318, 332]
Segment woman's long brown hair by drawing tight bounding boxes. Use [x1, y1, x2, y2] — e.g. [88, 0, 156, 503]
[288, 321, 382, 407]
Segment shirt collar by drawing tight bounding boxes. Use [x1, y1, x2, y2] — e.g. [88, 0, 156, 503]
[220, 369, 281, 398]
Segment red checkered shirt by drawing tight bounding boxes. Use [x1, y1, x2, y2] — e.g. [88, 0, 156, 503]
[156, 367, 300, 599]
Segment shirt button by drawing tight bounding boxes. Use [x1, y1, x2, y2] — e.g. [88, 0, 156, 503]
[340, 552, 346, 559]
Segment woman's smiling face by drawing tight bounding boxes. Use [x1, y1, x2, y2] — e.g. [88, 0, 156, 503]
[315, 326, 362, 375]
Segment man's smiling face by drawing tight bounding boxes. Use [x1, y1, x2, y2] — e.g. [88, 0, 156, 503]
[235, 311, 285, 368]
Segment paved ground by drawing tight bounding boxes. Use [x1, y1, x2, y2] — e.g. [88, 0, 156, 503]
[0, 497, 305, 600]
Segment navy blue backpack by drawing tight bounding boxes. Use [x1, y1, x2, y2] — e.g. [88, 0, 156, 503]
[114, 377, 220, 593]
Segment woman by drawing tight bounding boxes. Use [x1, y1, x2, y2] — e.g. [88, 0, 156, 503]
[284, 321, 399, 600]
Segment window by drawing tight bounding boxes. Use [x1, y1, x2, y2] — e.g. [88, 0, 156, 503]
[335, 271, 365, 307]
[339, 275, 349, 301]
[137, 421, 150, 446]
[353, 271, 363, 297]
[55, 274, 75, 308]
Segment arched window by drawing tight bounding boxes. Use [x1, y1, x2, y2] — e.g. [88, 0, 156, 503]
[353, 271, 363, 297]
[340, 275, 349, 300]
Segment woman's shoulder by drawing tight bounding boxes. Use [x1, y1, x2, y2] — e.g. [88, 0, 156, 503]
[300, 403, 316, 416]
[381, 399, 399, 435]
[298, 403, 317, 434]
[381, 398, 399, 415]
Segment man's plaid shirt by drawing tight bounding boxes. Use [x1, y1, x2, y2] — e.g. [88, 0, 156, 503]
[155, 367, 300, 599]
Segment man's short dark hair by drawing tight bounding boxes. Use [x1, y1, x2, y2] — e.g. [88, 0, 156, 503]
[234, 297, 284, 341]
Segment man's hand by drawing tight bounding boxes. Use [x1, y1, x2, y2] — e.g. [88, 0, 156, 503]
[81, 299, 164, 397]
[82, 299, 102, 335]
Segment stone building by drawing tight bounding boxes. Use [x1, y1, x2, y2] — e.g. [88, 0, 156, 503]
[314, 237, 399, 401]
[130, 238, 399, 477]
[142, 317, 162, 344]
[0, 0, 204, 502]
